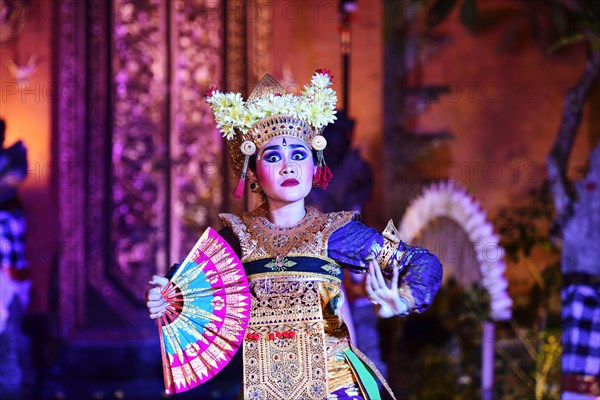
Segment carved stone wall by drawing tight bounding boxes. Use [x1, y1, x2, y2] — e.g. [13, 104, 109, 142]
[169, 0, 224, 262]
[110, 0, 169, 319]
[56, 0, 226, 340]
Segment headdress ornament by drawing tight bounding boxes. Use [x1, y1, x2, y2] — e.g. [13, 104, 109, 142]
[206, 70, 337, 197]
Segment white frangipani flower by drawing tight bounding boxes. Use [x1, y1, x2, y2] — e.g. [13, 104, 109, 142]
[206, 71, 338, 140]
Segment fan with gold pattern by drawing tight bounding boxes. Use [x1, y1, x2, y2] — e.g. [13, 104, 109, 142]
[158, 227, 250, 394]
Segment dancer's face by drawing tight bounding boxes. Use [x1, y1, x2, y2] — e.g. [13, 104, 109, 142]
[255, 136, 314, 205]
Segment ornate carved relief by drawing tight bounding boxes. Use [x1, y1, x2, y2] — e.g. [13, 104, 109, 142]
[247, 0, 273, 85]
[244, 0, 273, 212]
[57, 0, 233, 340]
[169, 0, 224, 262]
[110, 0, 168, 299]
[223, 0, 249, 215]
[226, 0, 247, 95]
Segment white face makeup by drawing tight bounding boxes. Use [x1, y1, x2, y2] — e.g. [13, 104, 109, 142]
[255, 136, 314, 206]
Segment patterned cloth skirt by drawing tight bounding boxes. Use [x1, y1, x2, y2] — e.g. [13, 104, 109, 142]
[329, 383, 366, 400]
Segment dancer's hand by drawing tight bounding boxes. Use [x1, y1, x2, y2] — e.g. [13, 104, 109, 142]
[365, 259, 408, 318]
[147, 275, 169, 320]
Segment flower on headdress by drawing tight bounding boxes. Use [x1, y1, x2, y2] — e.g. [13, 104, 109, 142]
[315, 68, 333, 80]
[207, 91, 247, 139]
[204, 85, 219, 100]
[206, 70, 337, 138]
[311, 73, 333, 90]
[301, 80, 337, 129]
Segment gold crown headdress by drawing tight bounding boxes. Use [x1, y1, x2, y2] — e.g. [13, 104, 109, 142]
[206, 70, 337, 197]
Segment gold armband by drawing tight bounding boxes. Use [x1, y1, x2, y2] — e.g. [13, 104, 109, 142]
[377, 219, 403, 270]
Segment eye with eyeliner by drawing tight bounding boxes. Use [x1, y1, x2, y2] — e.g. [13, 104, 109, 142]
[291, 150, 308, 161]
[262, 151, 282, 163]
[260, 149, 309, 163]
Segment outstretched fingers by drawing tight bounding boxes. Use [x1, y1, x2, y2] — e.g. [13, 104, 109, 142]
[371, 259, 388, 290]
[364, 260, 406, 318]
[365, 262, 378, 302]
[391, 264, 399, 289]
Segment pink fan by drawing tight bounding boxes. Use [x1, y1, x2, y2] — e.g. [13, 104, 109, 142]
[158, 227, 250, 394]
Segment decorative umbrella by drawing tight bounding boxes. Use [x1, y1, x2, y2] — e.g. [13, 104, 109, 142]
[158, 227, 250, 394]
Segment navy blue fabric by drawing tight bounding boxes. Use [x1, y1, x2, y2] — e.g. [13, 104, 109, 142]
[327, 221, 382, 269]
[328, 220, 443, 314]
[562, 277, 600, 377]
[167, 221, 442, 314]
[244, 256, 344, 281]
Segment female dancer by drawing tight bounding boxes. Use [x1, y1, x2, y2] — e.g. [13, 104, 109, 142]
[147, 71, 442, 399]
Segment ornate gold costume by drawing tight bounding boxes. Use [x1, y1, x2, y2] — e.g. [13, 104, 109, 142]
[220, 206, 372, 398]
[161, 70, 444, 399]
[221, 204, 355, 264]
[203, 71, 443, 399]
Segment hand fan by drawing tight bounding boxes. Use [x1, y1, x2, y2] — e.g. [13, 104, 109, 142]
[158, 227, 250, 394]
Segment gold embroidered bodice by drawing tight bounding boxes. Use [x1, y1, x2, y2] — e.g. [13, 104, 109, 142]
[219, 205, 361, 398]
[219, 204, 355, 263]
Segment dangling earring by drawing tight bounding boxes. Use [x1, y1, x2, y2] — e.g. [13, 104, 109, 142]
[250, 180, 261, 193]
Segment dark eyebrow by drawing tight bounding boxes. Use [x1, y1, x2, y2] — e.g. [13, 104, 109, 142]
[261, 145, 280, 155]
[260, 143, 308, 155]
[290, 144, 308, 150]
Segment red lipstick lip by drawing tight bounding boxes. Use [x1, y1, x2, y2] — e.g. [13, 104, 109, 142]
[281, 179, 300, 187]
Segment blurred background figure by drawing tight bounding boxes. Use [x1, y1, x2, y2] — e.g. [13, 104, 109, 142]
[0, 118, 31, 399]
[559, 144, 600, 400]
[308, 110, 373, 213]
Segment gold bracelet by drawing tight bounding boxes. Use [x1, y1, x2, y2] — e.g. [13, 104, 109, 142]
[377, 219, 403, 270]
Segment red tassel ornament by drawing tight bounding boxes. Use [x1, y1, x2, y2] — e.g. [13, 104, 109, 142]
[314, 166, 322, 186]
[315, 165, 333, 189]
[313, 148, 333, 190]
